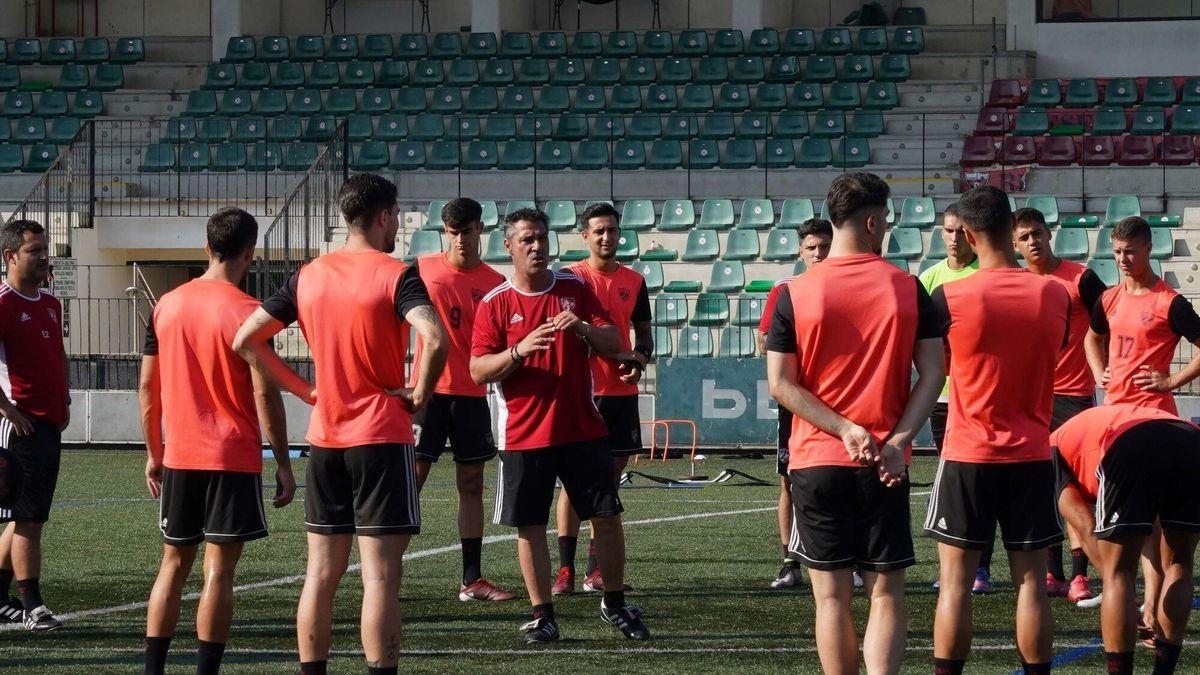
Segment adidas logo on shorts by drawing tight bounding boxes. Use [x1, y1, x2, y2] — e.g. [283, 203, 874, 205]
[937, 517, 948, 530]
[1110, 512, 1119, 524]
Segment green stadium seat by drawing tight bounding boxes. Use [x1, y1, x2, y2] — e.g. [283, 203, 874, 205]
[1024, 195, 1060, 225]
[291, 35, 323, 62]
[225, 36, 255, 63]
[112, 37, 144, 63]
[345, 114, 372, 141]
[849, 109, 885, 137]
[371, 61, 408, 87]
[1061, 214, 1099, 228]
[44, 37, 77, 64]
[466, 32, 498, 58]
[718, 327, 758, 358]
[258, 36, 290, 62]
[633, 261, 665, 292]
[176, 142, 210, 172]
[13, 118, 43, 144]
[464, 86, 498, 114]
[733, 293, 768, 326]
[681, 84, 715, 112]
[752, 83, 788, 112]
[288, 88, 322, 115]
[732, 56, 766, 84]
[1065, 78, 1099, 108]
[205, 63, 237, 90]
[883, 228, 922, 259]
[447, 60, 479, 85]
[570, 31, 602, 57]
[682, 229, 720, 261]
[404, 230, 443, 262]
[495, 140, 533, 169]
[616, 232, 639, 261]
[480, 58, 515, 86]
[532, 85, 568, 114]
[329, 35, 359, 61]
[164, 117, 196, 143]
[839, 55, 874, 83]
[688, 140, 720, 169]
[893, 27, 924, 54]
[350, 140, 389, 171]
[677, 30, 709, 56]
[544, 200, 577, 230]
[819, 28, 852, 55]
[384, 141, 421, 170]
[812, 110, 847, 138]
[604, 31, 637, 57]
[232, 116, 266, 143]
[1143, 77, 1177, 106]
[559, 249, 588, 263]
[36, 91, 67, 117]
[864, 81, 899, 110]
[767, 56, 801, 83]
[739, 112, 771, 138]
[505, 200, 536, 219]
[395, 34, 427, 59]
[56, 63, 89, 91]
[239, 62, 272, 90]
[198, 117, 231, 143]
[482, 232, 510, 262]
[10, 38, 38, 65]
[737, 199, 775, 230]
[779, 198, 816, 228]
[697, 56, 730, 85]
[0, 143, 19, 173]
[898, 197, 936, 228]
[343, 61, 375, 87]
[359, 34, 393, 61]
[748, 28, 780, 55]
[609, 84, 642, 113]
[410, 59, 444, 86]
[1105, 195, 1141, 225]
[210, 142, 246, 172]
[574, 140, 609, 169]
[774, 110, 810, 138]
[612, 139, 645, 169]
[1014, 107, 1049, 135]
[804, 55, 837, 83]
[621, 200, 656, 231]
[140, 142, 173, 172]
[1170, 104, 1200, 134]
[494, 86, 532, 114]
[692, 294, 730, 326]
[281, 142, 316, 171]
[1104, 78, 1138, 106]
[185, 90, 217, 116]
[783, 28, 816, 55]
[245, 142, 282, 171]
[0, 65, 18, 91]
[661, 57, 693, 84]
[518, 113, 551, 139]
[573, 84, 606, 114]
[68, 90, 101, 118]
[828, 82, 862, 109]
[266, 62, 302, 89]
[268, 116, 300, 142]
[699, 112, 734, 140]
[1148, 214, 1182, 227]
[713, 30, 744, 56]
[302, 115, 337, 142]
[1090, 107, 1127, 135]
[653, 293, 689, 327]
[479, 115, 515, 142]
[556, 113, 590, 140]
[355, 88, 390, 115]
[1053, 229, 1089, 260]
[535, 31, 567, 57]
[700, 199, 735, 230]
[709, 260, 746, 292]
[856, 27, 888, 54]
[662, 114, 695, 141]
[649, 326, 673, 358]
[1087, 258, 1119, 286]
[834, 137, 870, 168]
[717, 83, 751, 112]
[1131, 106, 1166, 135]
[723, 229, 760, 260]
[323, 88, 356, 116]
[500, 32, 533, 58]
[878, 54, 911, 81]
[430, 86, 463, 113]
[513, 58, 549, 85]
[720, 139, 757, 168]
[47, 116, 80, 144]
[427, 141, 461, 170]
[627, 114, 662, 141]
[423, 200, 448, 229]
[666, 281, 704, 293]
[642, 83, 677, 113]
[926, 232, 947, 260]
[431, 33, 463, 58]
[1024, 79, 1060, 107]
[640, 30, 674, 57]
[763, 229, 801, 261]
[220, 89, 253, 116]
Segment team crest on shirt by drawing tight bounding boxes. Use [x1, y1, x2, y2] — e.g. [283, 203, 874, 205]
[618, 288, 630, 302]
[471, 288, 485, 303]
[47, 308, 57, 323]
[1141, 311, 1155, 326]
[560, 297, 576, 312]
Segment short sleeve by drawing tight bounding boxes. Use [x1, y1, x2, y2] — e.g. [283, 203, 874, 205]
[394, 264, 433, 318]
[631, 280, 651, 324]
[261, 271, 300, 326]
[470, 297, 505, 357]
[579, 283, 613, 327]
[929, 285, 952, 338]
[142, 315, 159, 356]
[1089, 295, 1110, 335]
[915, 278, 941, 340]
[764, 286, 797, 353]
[758, 284, 782, 334]
[1168, 295, 1200, 342]
[1077, 269, 1107, 315]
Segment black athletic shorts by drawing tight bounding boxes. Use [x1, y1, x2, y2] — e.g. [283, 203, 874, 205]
[788, 466, 915, 572]
[494, 438, 624, 528]
[305, 444, 421, 535]
[925, 459, 1063, 551]
[928, 402, 948, 454]
[159, 468, 267, 545]
[776, 408, 793, 476]
[412, 393, 497, 464]
[1050, 394, 1094, 432]
[1094, 420, 1200, 539]
[595, 395, 643, 456]
[0, 418, 61, 524]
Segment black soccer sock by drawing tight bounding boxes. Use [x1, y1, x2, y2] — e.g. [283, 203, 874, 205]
[0, 567, 12, 597]
[461, 537, 483, 586]
[143, 635, 172, 675]
[1047, 543, 1066, 581]
[1153, 639, 1182, 675]
[1071, 547, 1089, 579]
[299, 661, 328, 675]
[195, 639, 225, 675]
[933, 657, 965, 675]
[557, 536, 577, 572]
[978, 538, 994, 572]
[532, 602, 555, 620]
[1106, 651, 1134, 675]
[1021, 661, 1051, 674]
[366, 667, 398, 675]
[586, 540, 598, 576]
[603, 590, 626, 610]
[16, 577, 43, 611]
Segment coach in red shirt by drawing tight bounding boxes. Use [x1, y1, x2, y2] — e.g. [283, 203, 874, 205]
[470, 207, 649, 644]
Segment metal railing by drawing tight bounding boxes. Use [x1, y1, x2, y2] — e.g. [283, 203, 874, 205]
[4, 121, 93, 256]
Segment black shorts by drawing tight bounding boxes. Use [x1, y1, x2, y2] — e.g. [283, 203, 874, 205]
[1095, 420, 1200, 539]
[595, 395, 642, 456]
[412, 394, 497, 464]
[925, 459, 1063, 551]
[776, 408, 793, 476]
[788, 466, 916, 572]
[494, 438, 624, 528]
[0, 418, 61, 524]
[928, 402, 948, 454]
[1050, 394, 1094, 432]
[305, 444, 421, 535]
[159, 468, 267, 545]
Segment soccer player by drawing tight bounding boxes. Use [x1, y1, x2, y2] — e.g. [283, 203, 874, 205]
[139, 208, 296, 675]
[410, 198, 515, 602]
[1084, 215, 1200, 644]
[1051, 405, 1200, 675]
[233, 174, 448, 675]
[469, 207, 649, 643]
[553, 202, 653, 596]
[924, 186, 1069, 675]
[1013, 206, 1108, 603]
[0, 219, 69, 631]
[766, 173, 945, 675]
[755, 217, 832, 590]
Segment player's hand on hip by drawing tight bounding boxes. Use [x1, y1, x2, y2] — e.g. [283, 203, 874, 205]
[384, 386, 427, 413]
[0, 403, 33, 436]
[273, 464, 296, 508]
[876, 443, 908, 487]
[517, 322, 556, 356]
[616, 350, 647, 385]
[1099, 367, 1112, 389]
[1132, 365, 1173, 392]
[550, 311, 583, 334]
[840, 423, 877, 465]
[145, 456, 164, 499]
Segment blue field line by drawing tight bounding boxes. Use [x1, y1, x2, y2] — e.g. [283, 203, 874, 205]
[1010, 638, 1103, 674]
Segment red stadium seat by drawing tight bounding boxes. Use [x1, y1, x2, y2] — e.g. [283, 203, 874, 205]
[988, 79, 1024, 107]
[1117, 135, 1155, 166]
[1159, 135, 1195, 165]
[1038, 135, 1078, 166]
[1080, 135, 1116, 166]
[959, 135, 996, 167]
[999, 135, 1037, 164]
[975, 107, 1012, 136]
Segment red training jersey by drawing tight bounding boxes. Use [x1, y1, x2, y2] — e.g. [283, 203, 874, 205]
[564, 261, 651, 397]
[764, 254, 940, 470]
[932, 268, 1070, 463]
[145, 279, 263, 473]
[0, 283, 67, 427]
[470, 270, 612, 451]
[262, 248, 432, 448]
[757, 276, 794, 335]
[1042, 260, 1106, 397]
[1092, 279, 1200, 414]
[1051, 404, 1190, 502]
[410, 253, 504, 397]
